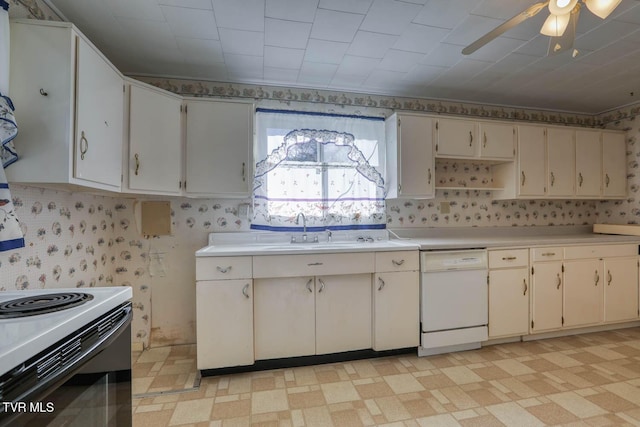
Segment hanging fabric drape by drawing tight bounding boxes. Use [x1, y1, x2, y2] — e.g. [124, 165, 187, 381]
[252, 109, 386, 231]
[0, 1, 25, 252]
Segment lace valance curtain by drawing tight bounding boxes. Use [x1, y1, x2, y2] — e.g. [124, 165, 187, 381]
[252, 109, 386, 231]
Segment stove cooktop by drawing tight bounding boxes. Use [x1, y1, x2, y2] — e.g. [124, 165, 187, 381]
[0, 287, 132, 377]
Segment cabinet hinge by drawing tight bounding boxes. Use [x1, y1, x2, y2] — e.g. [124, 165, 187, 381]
[184, 105, 188, 114]
[184, 181, 187, 191]
[398, 184, 402, 193]
[121, 174, 123, 183]
[435, 121, 439, 130]
[531, 266, 534, 275]
[180, 105, 183, 113]
[562, 264, 565, 273]
[561, 316, 564, 325]
[179, 180, 182, 189]
[435, 143, 439, 152]
[487, 275, 489, 285]
[123, 84, 125, 93]
[398, 118, 401, 126]
[531, 320, 534, 329]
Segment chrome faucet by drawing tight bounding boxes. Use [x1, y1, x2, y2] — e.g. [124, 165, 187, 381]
[295, 213, 307, 242]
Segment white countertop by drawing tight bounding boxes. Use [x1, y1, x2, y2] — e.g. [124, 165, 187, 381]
[196, 226, 640, 257]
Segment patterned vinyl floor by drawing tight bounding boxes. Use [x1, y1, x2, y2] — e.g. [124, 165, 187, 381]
[132, 327, 640, 426]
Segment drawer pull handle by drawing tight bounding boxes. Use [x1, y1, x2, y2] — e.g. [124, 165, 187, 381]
[523, 278, 528, 296]
[242, 283, 250, 299]
[80, 131, 88, 160]
[605, 173, 610, 187]
[556, 274, 562, 289]
[427, 168, 432, 185]
[242, 162, 246, 182]
[307, 262, 323, 266]
[550, 171, 555, 186]
[607, 270, 612, 286]
[318, 278, 325, 293]
[392, 259, 405, 266]
[216, 266, 232, 274]
[502, 256, 517, 261]
[521, 171, 526, 186]
[594, 271, 599, 286]
[378, 277, 385, 291]
[483, 132, 487, 148]
[542, 252, 556, 257]
[469, 131, 473, 146]
[134, 153, 140, 176]
[578, 172, 583, 187]
[306, 278, 313, 293]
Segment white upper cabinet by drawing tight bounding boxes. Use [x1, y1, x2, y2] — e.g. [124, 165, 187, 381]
[385, 113, 434, 199]
[602, 132, 627, 197]
[184, 99, 254, 197]
[575, 130, 602, 197]
[124, 80, 182, 195]
[517, 125, 547, 197]
[8, 21, 123, 192]
[435, 118, 476, 158]
[546, 128, 575, 197]
[478, 122, 515, 160]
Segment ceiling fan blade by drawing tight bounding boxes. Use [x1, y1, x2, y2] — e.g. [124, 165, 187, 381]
[547, 4, 580, 55]
[462, 1, 550, 55]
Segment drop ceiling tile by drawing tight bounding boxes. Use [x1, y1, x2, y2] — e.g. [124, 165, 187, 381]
[413, 0, 477, 29]
[212, 0, 265, 31]
[489, 52, 540, 74]
[577, 40, 639, 65]
[297, 62, 338, 85]
[224, 54, 264, 79]
[614, 2, 640, 24]
[265, 18, 312, 49]
[176, 37, 224, 64]
[264, 46, 305, 69]
[467, 36, 526, 62]
[377, 49, 424, 72]
[443, 14, 505, 46]
[360, 0, 422, 35]
[161, 6, 219, 40]
[471, 0, 542, 20]
[266, 0, 319, 22]
[393, 24, 450, 54]
[158, 0, 213, 9]
[347, 31, 398, 58]
[219, 28, 264, 56]
[403, 64, 446, 84]
[305, 39, 349, 64]
[319, 0, 373, 14]
[310, 8, 364, 42]
[264, 66, 301, 83]
[179, 63, 229, 80]
[330, 72, 368, 88]
[336, 55, 381, 76]
[110, 0, 165, 20]
[515, 35, 549, 57]
[115, 17, 178, 49]
[575, 20, 640, 51]
[428, 58, 491, 86]
[362, 68, 407, 89]
[420, 42, 464, 67]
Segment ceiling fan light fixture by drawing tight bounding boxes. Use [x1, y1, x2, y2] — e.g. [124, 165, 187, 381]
[584, 0, 622, 19]
[549, 0, 579, 15]
[541, 13, 571, 36]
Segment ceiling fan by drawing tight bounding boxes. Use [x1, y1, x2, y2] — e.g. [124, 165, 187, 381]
[462, 0, 623, 57]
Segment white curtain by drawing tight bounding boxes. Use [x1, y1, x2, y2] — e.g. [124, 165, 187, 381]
[252, 109, 386, 231]
[0, 1, 25, 252]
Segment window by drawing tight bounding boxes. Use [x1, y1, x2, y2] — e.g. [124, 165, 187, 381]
[252, 109, 386, 231]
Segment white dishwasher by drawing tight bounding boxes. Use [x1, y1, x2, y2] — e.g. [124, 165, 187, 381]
[419, 249, 488, 357]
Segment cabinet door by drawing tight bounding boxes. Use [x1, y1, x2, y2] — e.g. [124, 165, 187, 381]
[254, 277, 316, 359]
[489, 268, 529, 338]
[531, 262, 563, 332]
[435, 118, 476, 157]
[397, 115, 434, 198]
[547, 128, 575, 197]
[373, 272, 419, 351]
[185, 100, 253, 196]
[575, 130, 602, 197]
[316, 274, 372, 354]
[517, 126, 546, 197]
[74, 37, 123, 189]
[604, 257, 638, 323]
[196, 280, 254, 370]
[563, 259, 603, 328]
[602, 133, 626, 197]
[479, 123, 515, 159]
[127, 84, 182, 194]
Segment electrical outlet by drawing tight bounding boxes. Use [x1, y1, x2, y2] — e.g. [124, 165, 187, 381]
[440, 201, 450, 214]
[238, 203, 250, 218]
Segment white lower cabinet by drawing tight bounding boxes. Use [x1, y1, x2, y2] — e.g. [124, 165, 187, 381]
[563, 259, 603, 328]
[530, 260, 564, 333]
[603, 257, 639, 323]
[316, 274, 372, 354]
[254, 277, 315, 359]
[373, 271, 419, 350]
[489, 268, 529, 338]
[196, 279, 253, 370]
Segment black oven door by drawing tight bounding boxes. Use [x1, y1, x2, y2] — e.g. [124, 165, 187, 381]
[0, 303, 132, 427]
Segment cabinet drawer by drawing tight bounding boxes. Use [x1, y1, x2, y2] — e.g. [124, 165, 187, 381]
[531, 247, 563, 262]
[489, 249, 528, 268]
[196, 256, 252, 280]
[375, 251, 419, 272]
[564, 244, 638, 259]
[253, 253, 375, 278]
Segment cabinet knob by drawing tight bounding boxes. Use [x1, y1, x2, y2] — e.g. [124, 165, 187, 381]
[39, 88, 48, 96]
